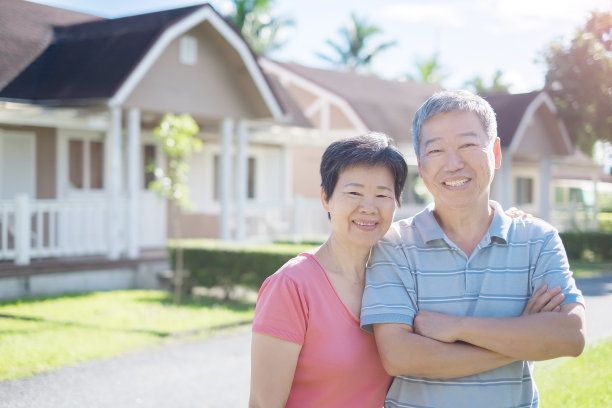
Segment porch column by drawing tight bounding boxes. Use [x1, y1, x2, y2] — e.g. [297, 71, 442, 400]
[539, 156, 551, 222]
[236, 120, 248, 241]
[494, 150, 512, 209]
[106, 106, 122, 259]
[592, 168, 600, 230]
[219, 118, 234, 240]
[282, 146, 293, 202]
[127, 108, 140, 259]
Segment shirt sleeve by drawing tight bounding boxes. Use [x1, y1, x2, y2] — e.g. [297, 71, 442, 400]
[532, 230, 585, 306]
[361, 228, 418, 333]
[252, 272, 309, 345]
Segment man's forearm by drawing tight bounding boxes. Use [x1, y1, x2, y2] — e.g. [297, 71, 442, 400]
[374, 324, 515, 378]
[453, 303, 585, 360]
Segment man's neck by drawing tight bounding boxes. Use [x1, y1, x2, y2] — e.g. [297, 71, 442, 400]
[433, 201, 495, 258]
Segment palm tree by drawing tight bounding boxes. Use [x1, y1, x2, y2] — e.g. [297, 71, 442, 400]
[465, 70, 512, 93]
[404, 53, 447, 85]
[226, 0, 294, 55]
[316, 13, 396, 72]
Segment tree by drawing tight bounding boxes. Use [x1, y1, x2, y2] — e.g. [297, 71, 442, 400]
[226, 0, 294, 55]
[464, 70, 512, 94]
[148, 113, 202, 304]
[543, 10, 612, 154]
[404, 53, 447, 85]
[316, 13, 396, 72]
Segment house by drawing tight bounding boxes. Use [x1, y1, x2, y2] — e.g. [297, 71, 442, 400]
[0, 1, 607, 298]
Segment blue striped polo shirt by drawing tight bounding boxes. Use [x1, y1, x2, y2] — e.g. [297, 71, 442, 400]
[361, 201, 584, 408]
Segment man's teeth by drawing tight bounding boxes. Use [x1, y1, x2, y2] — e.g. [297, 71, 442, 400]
[355, 221, 375, 226]
[445, 179, 468, 187]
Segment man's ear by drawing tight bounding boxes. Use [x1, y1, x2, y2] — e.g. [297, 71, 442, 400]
[493, 137, 502, 169]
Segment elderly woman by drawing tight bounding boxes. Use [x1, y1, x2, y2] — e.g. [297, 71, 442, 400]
[249, 132, 405, 407]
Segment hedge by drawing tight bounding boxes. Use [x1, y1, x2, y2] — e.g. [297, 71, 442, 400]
[168, 233, 611, 293]
[559, 231, 612, 260]
[168, 240, 318, 293]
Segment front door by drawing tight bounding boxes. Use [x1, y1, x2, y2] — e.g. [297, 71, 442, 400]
[0, 130, 36, 200]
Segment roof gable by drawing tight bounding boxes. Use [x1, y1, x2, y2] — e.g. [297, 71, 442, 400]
[263, 60, 441, 143]
[0, 5, 206, 103]
[483, 91, 572, 156]
[0, 2, 283, 120]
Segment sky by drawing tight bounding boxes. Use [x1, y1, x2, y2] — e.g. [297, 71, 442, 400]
[29, 0, 612, 93]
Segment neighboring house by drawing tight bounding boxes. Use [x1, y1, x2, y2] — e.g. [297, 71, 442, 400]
[484, 91, 606, 230]
[0, 1, 607, 298]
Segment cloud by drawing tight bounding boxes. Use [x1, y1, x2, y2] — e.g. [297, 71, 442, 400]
[378, 2, 467, 28]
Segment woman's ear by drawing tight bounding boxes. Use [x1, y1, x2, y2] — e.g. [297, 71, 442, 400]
[320, 187, 330, 212]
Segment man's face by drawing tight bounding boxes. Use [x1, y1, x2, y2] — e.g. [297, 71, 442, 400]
[417, 110, 501, 211]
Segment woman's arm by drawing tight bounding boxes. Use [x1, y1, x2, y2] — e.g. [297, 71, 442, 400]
[249, 332, 302, 408]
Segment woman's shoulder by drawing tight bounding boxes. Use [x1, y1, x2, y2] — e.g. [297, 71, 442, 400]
[266, 253, 321, 285]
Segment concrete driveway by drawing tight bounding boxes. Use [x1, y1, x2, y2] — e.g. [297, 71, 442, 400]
[0, 276, 610, 408]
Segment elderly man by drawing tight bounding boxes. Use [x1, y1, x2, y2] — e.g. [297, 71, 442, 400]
[361, 90, 585, 408]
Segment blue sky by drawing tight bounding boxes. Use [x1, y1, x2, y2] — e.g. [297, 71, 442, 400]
[29, 0, 612, 93]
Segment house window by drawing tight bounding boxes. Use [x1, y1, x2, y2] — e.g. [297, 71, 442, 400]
[143, 144, 156, 189]
[213, 154, 257, 201]
[248, 157, 256, 199]
[515, 177, 533, 205]
[69, 140, 84, 189]
[90, 141, 104, 189]
[68, 138, 104, 190]
[179, 35, 197, 66]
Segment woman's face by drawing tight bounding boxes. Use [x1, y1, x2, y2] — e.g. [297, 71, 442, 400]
[322, 164, 397, 250]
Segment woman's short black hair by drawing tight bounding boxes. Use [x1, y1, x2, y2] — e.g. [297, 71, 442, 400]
[320, 132, 408, 205]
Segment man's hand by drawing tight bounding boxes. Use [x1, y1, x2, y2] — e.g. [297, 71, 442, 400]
[522, 284, 564, 316]
[414, 285, 565, 343]
[413, 310, 461, 343]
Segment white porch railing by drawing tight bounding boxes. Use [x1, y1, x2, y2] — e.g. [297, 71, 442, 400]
[0, 195, 123, 265]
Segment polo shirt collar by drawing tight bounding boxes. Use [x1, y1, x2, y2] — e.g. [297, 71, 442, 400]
[414, 200, 511, 244]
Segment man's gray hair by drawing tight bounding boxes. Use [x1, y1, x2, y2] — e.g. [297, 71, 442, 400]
[412, 90, 498, 157]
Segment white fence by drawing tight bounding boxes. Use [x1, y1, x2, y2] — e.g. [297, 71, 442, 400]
[0, 196, 119, 265]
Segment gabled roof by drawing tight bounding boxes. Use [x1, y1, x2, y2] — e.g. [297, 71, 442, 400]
[0, 2, 284, 120]
[0, 4, 209, 103]
[482, 91, 541, 147]
[273, 62, 441, 143]
[0, 0, 101, 91]
[483, 91, 573, 156]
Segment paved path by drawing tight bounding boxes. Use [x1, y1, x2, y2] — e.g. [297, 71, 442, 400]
[1, 276, 611, 408]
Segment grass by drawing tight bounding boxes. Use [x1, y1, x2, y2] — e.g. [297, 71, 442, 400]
[536, 339, 612, 407]
[570, 259, 612, 278]
[0, 290, 255, 380]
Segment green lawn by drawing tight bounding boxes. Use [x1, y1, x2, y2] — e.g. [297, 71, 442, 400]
[536, 339, 612, 407]
[570, 259, 612, 278]
[0, 290, 255, 380]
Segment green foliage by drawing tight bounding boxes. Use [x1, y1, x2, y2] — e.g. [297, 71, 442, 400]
[149, 113, 202, 210]
[168, 240, 317, 292]
[465, 70, 512, 94]
[544, 10, 612, 154]
[226, 0, 294, 55]
[559, 231, 612, 260]
[316, 13, 396, 72]
[536, 340, 612, 407]
[404, 53, 447, 85]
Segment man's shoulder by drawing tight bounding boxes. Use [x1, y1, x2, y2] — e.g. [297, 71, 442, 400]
[505, 215, 558, 241]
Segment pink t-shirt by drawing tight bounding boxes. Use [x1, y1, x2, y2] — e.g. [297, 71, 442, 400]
[252, 253, 391, 408]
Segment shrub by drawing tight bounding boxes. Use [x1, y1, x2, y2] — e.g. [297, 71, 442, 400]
[559, 231, 612, 260]
[168, 240, 317, 293]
